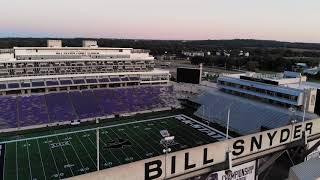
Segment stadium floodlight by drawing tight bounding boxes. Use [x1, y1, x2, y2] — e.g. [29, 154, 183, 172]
[226, 108, 230, 140]
[161, 134, 175, 179]
[288, 107, 297, 124]
[302, 88, 308, 123]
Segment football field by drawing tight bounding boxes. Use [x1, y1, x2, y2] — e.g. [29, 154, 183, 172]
[0, 114, 226, 180]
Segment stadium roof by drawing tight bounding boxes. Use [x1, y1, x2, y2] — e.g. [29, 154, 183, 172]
[191, 90, 318, 135]
[218, 76, 303, 96]
[13, 47, 133, 50]
[286, 81, 320, 90]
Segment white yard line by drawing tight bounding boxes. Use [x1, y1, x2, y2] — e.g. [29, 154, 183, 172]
[80, 131, 120, 167]
[180, 114, 228, 138]
[109, 128, 143, 160]
[25, 140, 33, 180]
[2, 144, 6, 180]
[15, 142, 18, 180]
[121, 126, 152, 155]
[75, 134, 96, 167]
[149, 121, 183, 151]
[131, 123, 163, 154]
[99, 132, 129, 163]
[164, 119, 210, 145]
[46, 137, 60, 179]
[0, 115, 178, 144]
[125, 125, 162, 155]
[36, 139, 47, 180]
[54, 136, 74, 176]
[63, 135, 86, 174]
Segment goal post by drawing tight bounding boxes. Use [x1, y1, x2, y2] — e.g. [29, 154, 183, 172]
[96, 128, 100, 171]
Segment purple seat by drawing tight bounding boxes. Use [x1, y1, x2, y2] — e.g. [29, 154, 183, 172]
[121, 77, 129, 81]
[73, 79, 85, 84]
[0, 84, 6, 89]
[32, 81, 45, 87]
[109, 78, 120, 82]
[18, 95, 49, 126]
[8, 83, 19, 89]
[46, 93, 77, 122]
[21, 82, 31, 88]
[46, 81, 59, 86]
[98, 78, 109, 83]
[60, 80, 73, 85]
[0, 85, 175, 130]
[69, 91, 102, 119]
[129, 77, 140, 81]
[86, 79, 97, 84]
[0, 96, 18, 128]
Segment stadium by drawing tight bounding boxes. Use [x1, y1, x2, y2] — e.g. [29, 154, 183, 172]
[0, 40, 320, 180]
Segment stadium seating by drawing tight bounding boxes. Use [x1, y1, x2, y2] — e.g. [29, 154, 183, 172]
[69, 90, 102, 119]
[0, 86, 177, 130]
[193, 91, 318, 135]
[0, 96, 18, 128]
[18, 95, 49, 127]
[45, 92, 78, 122]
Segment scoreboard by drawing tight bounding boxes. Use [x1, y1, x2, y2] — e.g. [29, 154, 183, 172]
[177, 67, 201, 84]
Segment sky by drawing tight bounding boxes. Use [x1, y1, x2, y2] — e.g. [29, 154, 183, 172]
[0, 0, 320, 43]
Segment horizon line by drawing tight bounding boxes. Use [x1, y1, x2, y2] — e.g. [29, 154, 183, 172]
[0, 36, 319, 44]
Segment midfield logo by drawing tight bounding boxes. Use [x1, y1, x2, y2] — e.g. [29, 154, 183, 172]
[103, 138, 132, 149]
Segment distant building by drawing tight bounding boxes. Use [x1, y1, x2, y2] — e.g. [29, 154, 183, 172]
[82, 40, 98, 48]
[0, 39, 171, 96]
[292, 63, 309, 73]
[47, 40, 62, 47]
[182, 51, 205, 57]
[223, 51, 230, 57]
[238, 50, 250, 57]
[217, 71, 320, 114]
[155, 54, 177, 60]
[304, 67, 320, 75]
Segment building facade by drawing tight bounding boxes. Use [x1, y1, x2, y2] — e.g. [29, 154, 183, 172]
[217, 71, 319, 113]
[0, 40, 170, 95]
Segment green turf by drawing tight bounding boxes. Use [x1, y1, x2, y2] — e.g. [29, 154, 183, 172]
[0, 115, 224, 180]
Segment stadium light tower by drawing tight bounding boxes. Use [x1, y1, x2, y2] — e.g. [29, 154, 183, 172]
[302, 88, 308, 123]
[160, 133, 174, 179]
[288, 107, 297, 124]
[226, 108, 230, 140]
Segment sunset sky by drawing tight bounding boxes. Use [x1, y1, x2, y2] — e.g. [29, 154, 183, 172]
[0, 0, 319, 43]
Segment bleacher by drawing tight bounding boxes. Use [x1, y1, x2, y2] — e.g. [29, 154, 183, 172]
[193, 91, 319, 135]
[45, 92, 78, 122]
[0, 86, 177, 130]
[0, 96, 17, 128]
[18, 95, 49, 127]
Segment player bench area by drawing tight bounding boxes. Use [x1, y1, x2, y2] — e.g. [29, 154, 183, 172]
[0, 114, 227, 180]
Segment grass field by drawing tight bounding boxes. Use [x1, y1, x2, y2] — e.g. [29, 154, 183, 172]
[0, 114, 226, 180]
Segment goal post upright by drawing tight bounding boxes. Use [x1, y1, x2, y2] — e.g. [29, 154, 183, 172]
[96, 118, 100, 171]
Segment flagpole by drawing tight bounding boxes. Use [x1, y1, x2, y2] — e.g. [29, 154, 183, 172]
[226, 108, 230, 140]
[302, 89, 307, 123]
